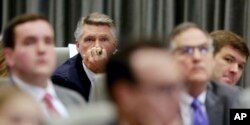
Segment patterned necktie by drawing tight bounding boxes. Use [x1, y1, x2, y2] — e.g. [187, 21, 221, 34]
[191, 99, 209, 125]
[43, 93, 60, 117]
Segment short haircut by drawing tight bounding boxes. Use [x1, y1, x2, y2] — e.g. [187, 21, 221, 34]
[210, 30, 250, 59]
[106, 38, 166, 100]
[2, 13, 49, 49]
[168, 22, 210, 42]
[74, 12, 117, 41]
[168, 22, 213, 50]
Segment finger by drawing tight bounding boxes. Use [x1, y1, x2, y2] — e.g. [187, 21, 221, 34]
[96, 47, 102, 56]
[85, 49, 94, 62]
[100, 48, 107, 58]
[91, 48, 100, 61]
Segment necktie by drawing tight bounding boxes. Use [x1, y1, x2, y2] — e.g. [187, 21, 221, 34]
[191, 99, 209, 125]
[43, 93, 60, 117]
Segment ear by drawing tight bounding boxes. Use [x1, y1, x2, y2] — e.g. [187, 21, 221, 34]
[4, 48, 15, 68]
[76, 41, 80, 53]
[112, 80, 136, 106]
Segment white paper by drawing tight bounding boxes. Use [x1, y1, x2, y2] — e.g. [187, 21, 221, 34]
[68, 43, 78, 58]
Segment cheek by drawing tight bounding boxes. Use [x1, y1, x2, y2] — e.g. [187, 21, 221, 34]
[177, 59, 191, 73]
[14, 52, 34, 69]
[78, 43, 90, 54]
[105, 44, 116, 54]
[236, 72, 243, 79]
[215, 60, 228, 73]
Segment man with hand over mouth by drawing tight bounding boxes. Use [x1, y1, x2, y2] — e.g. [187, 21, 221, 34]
[52, 12, 118, 101]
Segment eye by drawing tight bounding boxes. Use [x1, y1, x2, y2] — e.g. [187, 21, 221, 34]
[181, 47, 193, 54]
[238, 64, 244, 71]
[199, 46, 209, 54]
[23, 38, 36, 46]
[45, 37, 54, 45]
[100, 38, 108, 42]
[84, 37, 95, 43]
[224, 57, 234, 64]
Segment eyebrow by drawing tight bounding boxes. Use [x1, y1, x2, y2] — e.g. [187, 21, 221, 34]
[178, 42, 209, 48]
[225, 54, 246, 65]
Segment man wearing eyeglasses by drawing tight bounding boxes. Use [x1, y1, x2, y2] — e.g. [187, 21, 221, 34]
[169, 22, 240, 125]
[106, 40, 183, 125]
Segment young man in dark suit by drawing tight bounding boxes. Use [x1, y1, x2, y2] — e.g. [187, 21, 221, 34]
[52, 12, 118, 101]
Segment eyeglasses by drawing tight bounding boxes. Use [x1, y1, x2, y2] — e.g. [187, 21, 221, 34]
[172, 42, 214, 56]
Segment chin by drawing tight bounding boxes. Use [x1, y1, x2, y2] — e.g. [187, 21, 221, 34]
[34, 70, 52, 77]
[189, 74, 209, 84]
[222, 80, 236, 85]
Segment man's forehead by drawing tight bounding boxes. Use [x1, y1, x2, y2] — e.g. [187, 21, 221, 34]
[173, 29, 209, 46]
[217, 45, 247, 63]
[131, 49, 176, 74]
[14, 20, 53, 37]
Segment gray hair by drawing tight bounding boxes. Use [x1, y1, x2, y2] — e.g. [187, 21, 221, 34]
[74, 12, 117, 41]
[168, 22, 214, 52]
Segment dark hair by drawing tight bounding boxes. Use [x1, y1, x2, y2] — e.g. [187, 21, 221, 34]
[106, 38, 166, 100]
[210, 30, 249, 59]
[2, 13, 49, 48]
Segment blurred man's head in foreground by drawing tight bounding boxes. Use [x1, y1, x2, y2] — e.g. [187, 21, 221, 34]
[0, 85, 43, 125]
[106, 39, 183, 125]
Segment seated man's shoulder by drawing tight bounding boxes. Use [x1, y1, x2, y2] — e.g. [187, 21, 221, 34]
[54, 84, 86, 104]
[210, 81, 240, 96]
[55, 55, 79, 73]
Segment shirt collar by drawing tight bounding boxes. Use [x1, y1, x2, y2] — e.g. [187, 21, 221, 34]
[181, 89, 207, 106]
[82, 62, 96, 83]
[11, 74, 58, 102]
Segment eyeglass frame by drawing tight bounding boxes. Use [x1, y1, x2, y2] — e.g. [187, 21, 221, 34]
[169, 36, 214, 56]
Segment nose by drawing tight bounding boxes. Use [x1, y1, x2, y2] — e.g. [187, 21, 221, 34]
[192, 48, 202, 60]
[94, 39, 101, 47]
[229, 63, 239, 73]
[37, 41, 46, 54]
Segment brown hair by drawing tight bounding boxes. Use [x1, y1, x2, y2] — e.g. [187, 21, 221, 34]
[210, 30, 250, 60]
[0, 35, 8, 77]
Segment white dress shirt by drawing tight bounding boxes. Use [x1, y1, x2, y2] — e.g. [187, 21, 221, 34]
[12, 75, 69, 118]
[82, 62, 96, 87]
[180, 90, 207, 125]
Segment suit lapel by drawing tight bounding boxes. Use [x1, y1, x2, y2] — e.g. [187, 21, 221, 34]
[205, 82, 223, 125]
[75, 54, 91, 101]
[54, 85, 72, 109]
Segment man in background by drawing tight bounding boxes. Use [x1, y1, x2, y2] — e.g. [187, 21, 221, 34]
[169, 22, 239, 125]
[210, 30, 249, 85]
[3, 13, 85, 119]
[106, 40, 183, 125]
[52, 12, 118, 101]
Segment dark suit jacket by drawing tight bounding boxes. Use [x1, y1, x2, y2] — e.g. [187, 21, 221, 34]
[206, 81, 240, 125]
[52, 54, 91, 101]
